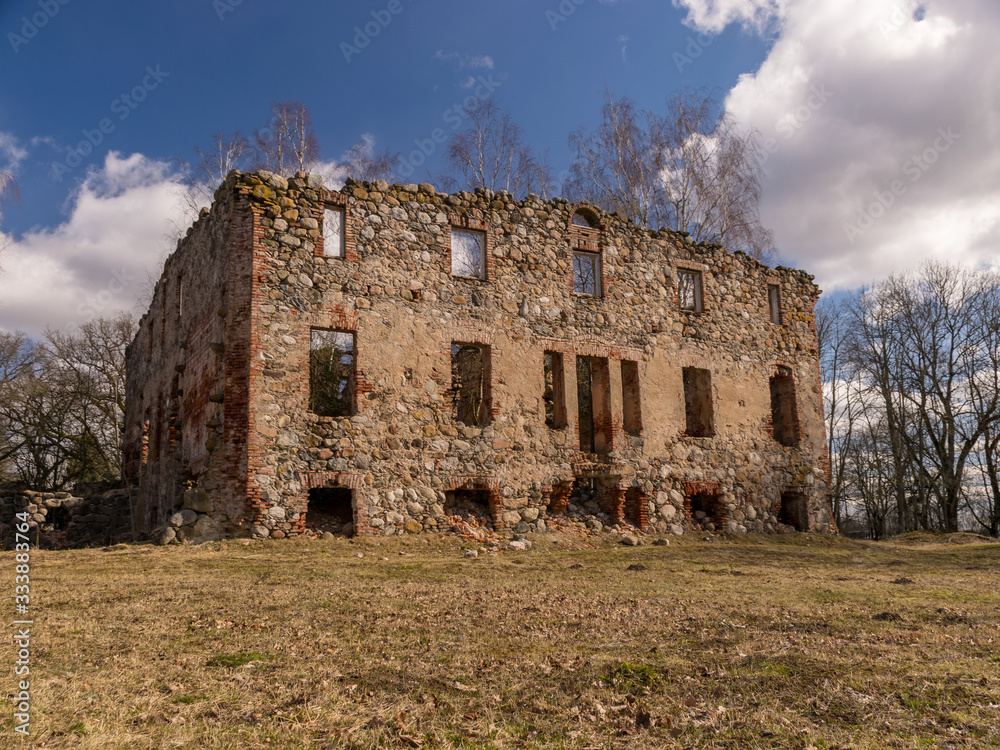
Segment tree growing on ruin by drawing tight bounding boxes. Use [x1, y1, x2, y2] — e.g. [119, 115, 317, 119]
[176, 130, 250, 217]
[342, 134, 401, 183]
[195, 130, 250, 187]
[253, 100, 320, 176]
[566, 88, 775, 262]
[440, 97, 550, 198]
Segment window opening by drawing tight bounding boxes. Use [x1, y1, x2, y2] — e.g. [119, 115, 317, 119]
[452, 343, 490, 426]
[451, 229, 486, 279]
[678, 270, 703, 312]
[324, 208, 345, 258]
[310, 329, 355, 417]
[683, 367, 714, 437]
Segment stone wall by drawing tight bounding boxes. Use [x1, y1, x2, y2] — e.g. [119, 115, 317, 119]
[0, 489, 132, 549]
[124, 170, 834, 544]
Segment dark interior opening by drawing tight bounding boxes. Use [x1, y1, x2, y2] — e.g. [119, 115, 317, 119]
[779, 491, 808, 531]
[621, 360, 643, 435]
[576, 357, 611, 453]
[563, 477, 614, 529]
[770, 368, 799, 447]
[683, 367, 714, 437]
[689, 492, 722, 530]
[544, 351, 567, 429]
[624, 487, 644, 528]
[576, 357, 595, 452]
[444, 489, 491, 526]
[306, 487, 354, 535]
[452, 344, 490, 426]
[45, 505, 72, 531]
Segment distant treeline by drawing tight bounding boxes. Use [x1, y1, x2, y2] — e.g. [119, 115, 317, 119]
[820, 262, 1000, 539]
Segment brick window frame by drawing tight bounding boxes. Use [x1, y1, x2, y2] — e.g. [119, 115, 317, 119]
[674, 261, 708, 314]
[443, 325, 496, 424]
[538, 337, 644, 453]
[768, 363, 801, 447]
[572, 250, 603, 297]
[309, 328, 357, 418]
[570, 206, 601, 230]
[567, 205, 606, 298]
[316, 191, 357, 262]
[446, 214, 494, 283]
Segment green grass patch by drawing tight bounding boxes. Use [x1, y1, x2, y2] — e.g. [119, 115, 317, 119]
[206, 651, 265, 668]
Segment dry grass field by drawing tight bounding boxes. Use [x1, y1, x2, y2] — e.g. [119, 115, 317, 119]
[3, 531, 999, 749]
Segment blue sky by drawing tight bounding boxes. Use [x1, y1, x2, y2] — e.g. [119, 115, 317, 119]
[1, 0, 765, 232]
[1, 0, 998, 336]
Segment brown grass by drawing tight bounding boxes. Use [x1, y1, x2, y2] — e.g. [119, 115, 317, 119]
[3, 531, 999, 749]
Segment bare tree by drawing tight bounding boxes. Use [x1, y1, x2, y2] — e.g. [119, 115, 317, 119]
[0, 315, 135, 490]
[842, 263, 1000, 534]
[0, 171, 18, 216]
[43, 314, 135, 480]
[968, 425, 1000, 536]
[191, 131, 249, 189]
[816, 297, 857, 526]
[176, 130, 250, 221]
[253, 101, 320, 176]
[441, 97, 547, 197]
[0, 331, 35, 480]
[342, 134, 400, 183]
[567, 88, 775, 262]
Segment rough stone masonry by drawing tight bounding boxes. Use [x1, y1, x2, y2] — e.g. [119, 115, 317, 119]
[122, 170, 834, 545]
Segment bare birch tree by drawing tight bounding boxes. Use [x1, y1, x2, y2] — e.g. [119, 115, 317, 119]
[441, 97, 548, 197]
[176, 130, 250, 219]
[254, 101, 320, 176]
[342, 134, 400, 183]
[193, 131, 248, 188]
[567, 88, 775, 262]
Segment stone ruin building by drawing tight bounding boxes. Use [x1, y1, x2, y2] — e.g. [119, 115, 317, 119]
[121, 170, 834, 544]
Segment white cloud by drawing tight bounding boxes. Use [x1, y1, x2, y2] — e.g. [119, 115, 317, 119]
[672, 0, 786, 34]
[434, 50, 495, 69]
[674, 0, 1000, 290]
[0, 152, 194, 338]
[0, 132, 27, 173]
